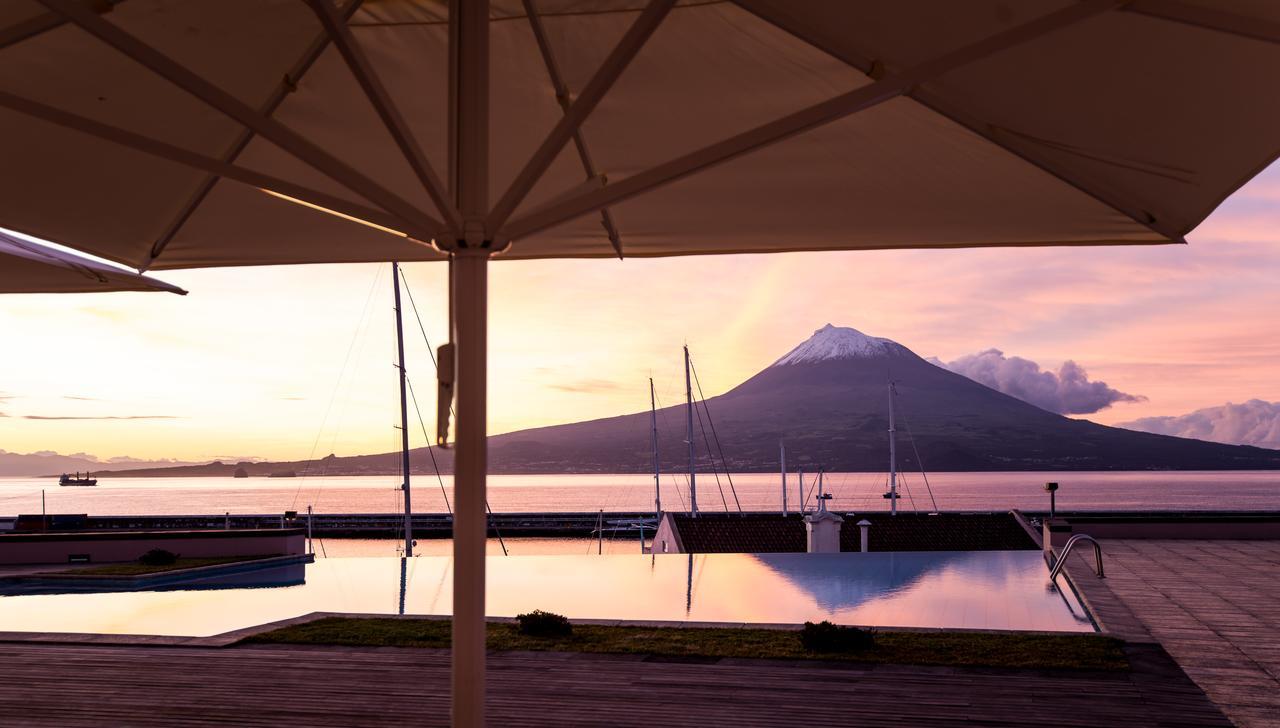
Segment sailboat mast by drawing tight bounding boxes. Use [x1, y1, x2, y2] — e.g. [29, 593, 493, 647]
[392, 263, 414, 556]
[889, 381, 897, 517]
[684, 345, 697, 517]
[780, 441, 787, 516]
[797, 467, 804, 514]
[650, 377, 660, 520]
[818, 468, 825, 512]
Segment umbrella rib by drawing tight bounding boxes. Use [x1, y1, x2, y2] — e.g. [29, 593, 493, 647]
[485, 0, 675, 239]
[913, 91, 1179, 237]
[499, 0, 1123, 244]
[147, 0, 365, 267]
[0, 1, 124, 51]
[521, 0, 625, 258]
[732, 0, 1184, 240]
[0, 13, 64, 51]
[304, 0, 462, 235]
[0, 90, 434, 245]
[36, 0, 445, 241]
[1126, 0, 1280, 46]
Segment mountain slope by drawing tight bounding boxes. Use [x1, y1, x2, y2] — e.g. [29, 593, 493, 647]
[1, 450, 204, 477]
[473, 325, 1280, 472]
[102, 325, 1280, 476]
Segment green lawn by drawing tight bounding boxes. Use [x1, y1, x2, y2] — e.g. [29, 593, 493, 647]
[246, 617, 1128, 671]
[64, 555, 280, 576]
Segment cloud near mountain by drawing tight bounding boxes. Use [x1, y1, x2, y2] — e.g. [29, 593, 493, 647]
[547, 378, 624, 394]
[1121, 400, 1280, 449]
[929, 349, 1144, 415]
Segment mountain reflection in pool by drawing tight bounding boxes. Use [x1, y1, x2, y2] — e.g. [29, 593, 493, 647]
[0, 550, 1092, 637]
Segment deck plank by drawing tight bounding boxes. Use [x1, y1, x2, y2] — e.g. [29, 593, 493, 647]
[0, 640, 1226, 727]
[1066, 538, 1280, 728]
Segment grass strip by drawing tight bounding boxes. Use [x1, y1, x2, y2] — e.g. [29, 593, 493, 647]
[245, 617, 1128, 671]
[64, 555, 279, 576]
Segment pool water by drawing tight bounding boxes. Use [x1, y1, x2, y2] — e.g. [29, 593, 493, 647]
[0, 550, 1093, 636]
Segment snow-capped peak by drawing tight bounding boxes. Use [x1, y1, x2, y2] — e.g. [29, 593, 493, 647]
[771, 324, 898, 366]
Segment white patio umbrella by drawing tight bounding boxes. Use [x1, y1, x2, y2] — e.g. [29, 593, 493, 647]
[3, 1, 1280, 723]
[0, 230, 185, 294]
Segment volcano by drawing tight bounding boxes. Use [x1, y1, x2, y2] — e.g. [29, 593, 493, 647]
[468, 324, 1280, 473]
[103, 325, 1280, 477]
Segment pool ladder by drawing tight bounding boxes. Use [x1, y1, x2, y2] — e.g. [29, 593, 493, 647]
[1048, 534, 1104, 582]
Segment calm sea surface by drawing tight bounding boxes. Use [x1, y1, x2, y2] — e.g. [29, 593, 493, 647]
[1, 471, 1277, 516]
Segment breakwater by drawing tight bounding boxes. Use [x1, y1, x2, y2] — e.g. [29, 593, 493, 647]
[5, 512, 658, 538]
[5, 510, 1279, 540]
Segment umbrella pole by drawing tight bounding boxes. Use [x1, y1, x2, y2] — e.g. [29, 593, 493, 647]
[451, 248, 489, 727]
[450, 0, 490, 723]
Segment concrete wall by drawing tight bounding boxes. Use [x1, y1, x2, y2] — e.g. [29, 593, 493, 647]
[651, 513, 683, 554]
[1043, 518, 1075, 550]
[0, 529, 304, 565]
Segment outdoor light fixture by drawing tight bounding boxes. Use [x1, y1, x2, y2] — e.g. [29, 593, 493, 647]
[1044, 482, 1059, 518]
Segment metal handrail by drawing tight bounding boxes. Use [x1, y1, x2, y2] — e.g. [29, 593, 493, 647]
[1049, 533, 1104, 581]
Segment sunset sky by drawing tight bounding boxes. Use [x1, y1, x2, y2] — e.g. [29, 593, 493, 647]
[3, 163, 1279, 464]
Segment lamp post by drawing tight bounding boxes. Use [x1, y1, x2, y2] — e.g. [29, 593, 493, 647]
[1044, 482, 1059, 518]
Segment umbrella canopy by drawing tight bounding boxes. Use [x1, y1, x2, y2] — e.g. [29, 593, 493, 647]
[0, 230, 185, 294]
[2, 1, 1278, 268]
[3, 2, 1280, 725]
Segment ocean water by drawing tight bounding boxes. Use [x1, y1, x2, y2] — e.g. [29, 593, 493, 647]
[1, 470, 1277, 516]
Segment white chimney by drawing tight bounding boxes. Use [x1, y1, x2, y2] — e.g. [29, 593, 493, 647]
[857, 519, 872, 552]
[804, 510, 843, 553]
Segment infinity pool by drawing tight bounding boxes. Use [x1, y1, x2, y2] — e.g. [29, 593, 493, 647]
[0, 550, 1093, 636]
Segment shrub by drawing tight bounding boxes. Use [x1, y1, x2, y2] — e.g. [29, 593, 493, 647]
[138, 549, 179, 566]
[800, 621, 875, 653]
[515, 610, 573, 638]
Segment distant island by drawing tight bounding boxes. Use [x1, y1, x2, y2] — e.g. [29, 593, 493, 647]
[91, 326, 1280, 478]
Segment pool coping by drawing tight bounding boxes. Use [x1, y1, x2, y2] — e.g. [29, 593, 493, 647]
[1058, 549, 1154, 643]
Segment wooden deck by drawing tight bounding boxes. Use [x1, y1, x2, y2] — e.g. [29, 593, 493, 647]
[0, 639, 1227, 727]
[1065, 539, 1280, 728]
